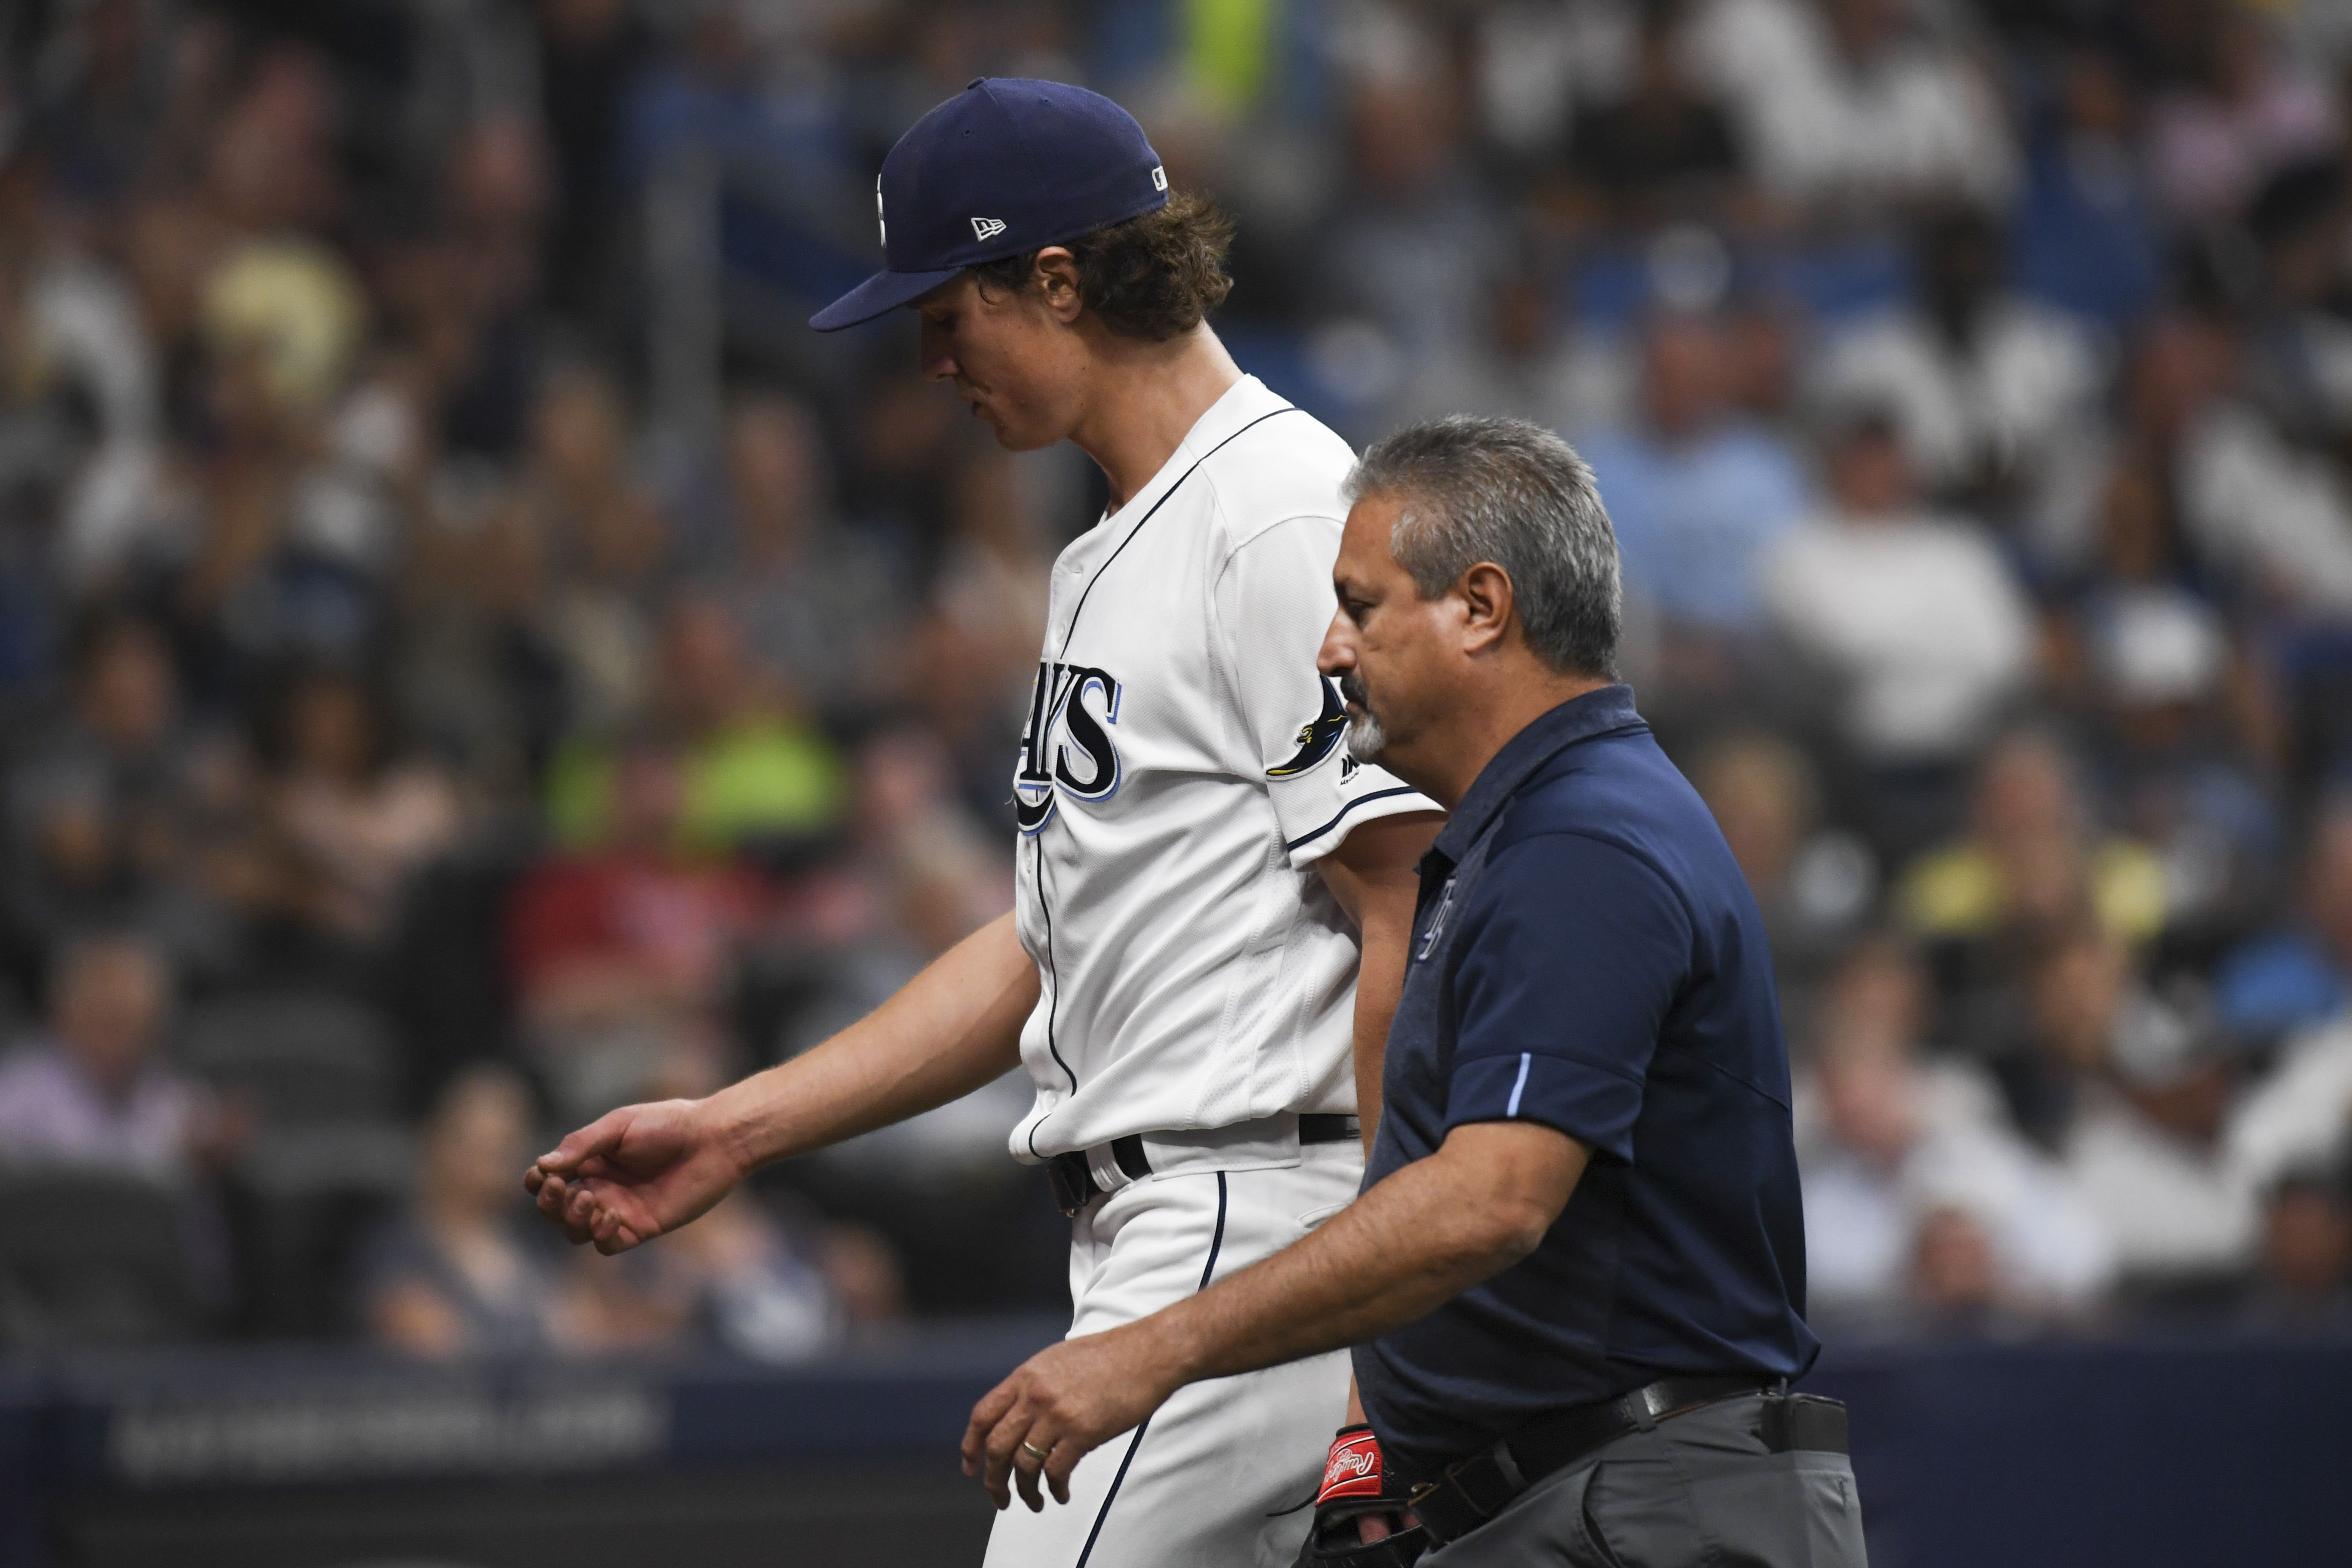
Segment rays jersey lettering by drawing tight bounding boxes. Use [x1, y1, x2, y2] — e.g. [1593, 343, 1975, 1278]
[1004, 375, 1438, 1161]
[1015, 660, 1124, 832]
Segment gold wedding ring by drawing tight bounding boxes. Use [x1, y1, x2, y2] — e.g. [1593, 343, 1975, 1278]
[1020, 1440, 1051, 1464]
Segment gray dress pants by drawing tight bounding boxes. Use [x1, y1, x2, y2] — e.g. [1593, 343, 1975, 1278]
[1418, 1395, 1868, 1568]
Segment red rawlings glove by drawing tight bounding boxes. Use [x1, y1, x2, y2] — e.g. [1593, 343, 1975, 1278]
[1320, 1425, 1386, 1503]
[1293, 1425, 1426, 1567]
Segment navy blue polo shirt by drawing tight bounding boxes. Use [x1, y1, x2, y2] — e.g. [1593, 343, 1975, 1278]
[1353, 685, 1815, 1477]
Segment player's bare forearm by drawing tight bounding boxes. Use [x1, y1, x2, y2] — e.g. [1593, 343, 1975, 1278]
[1317, 813, 1441, 1148]
[529, 914, 1035, 1253]
[710, 911, 1037, 1170]
[964, 1120, 1586, 1508]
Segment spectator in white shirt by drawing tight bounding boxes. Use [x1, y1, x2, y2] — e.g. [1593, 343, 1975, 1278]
[1795, 936, 2115, 1323]
[1684, 0, 2017, 216]
[1763, 406, 2034, 768]
[1989, 920, 2262, 1290]
[2062, 960, 2263, 1290]
[2228, 1012, 2352, 1202]
[2178, 395, 2352, 621]
[1809, 204, 2106, 543]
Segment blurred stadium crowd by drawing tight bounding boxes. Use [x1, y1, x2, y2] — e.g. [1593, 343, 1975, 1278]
[0, 0, 2350, 1364]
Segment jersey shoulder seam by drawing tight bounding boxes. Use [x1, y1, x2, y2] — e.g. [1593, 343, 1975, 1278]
[1193, 417, 1349, 560]
[1206, 508, 1347, 592]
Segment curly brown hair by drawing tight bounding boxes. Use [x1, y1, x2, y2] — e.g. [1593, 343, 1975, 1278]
[971, 190, 1234, 341]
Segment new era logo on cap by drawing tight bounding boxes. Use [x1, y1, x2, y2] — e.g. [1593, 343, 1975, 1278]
[811, 79, 1173, 332]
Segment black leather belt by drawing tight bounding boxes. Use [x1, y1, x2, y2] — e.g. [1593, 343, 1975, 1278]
[1045, 1114, 1361, 1217]
[1409, 1376, 1846, 1548]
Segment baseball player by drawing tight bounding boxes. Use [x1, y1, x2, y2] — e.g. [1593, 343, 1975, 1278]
[526, 79, 1440, 1566]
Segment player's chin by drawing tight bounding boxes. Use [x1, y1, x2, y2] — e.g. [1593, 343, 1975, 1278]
[972, 406, 1057, 452]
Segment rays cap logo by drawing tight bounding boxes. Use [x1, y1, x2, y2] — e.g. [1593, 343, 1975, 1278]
[812, 77, 1171, 332]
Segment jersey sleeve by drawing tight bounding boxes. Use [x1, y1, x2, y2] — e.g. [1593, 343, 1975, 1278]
[1213, 514, 1439, 869]
[1444, 831, 1694, 1162]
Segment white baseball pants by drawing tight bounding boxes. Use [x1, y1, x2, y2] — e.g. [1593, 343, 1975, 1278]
[982, 1140, 1363, 1567]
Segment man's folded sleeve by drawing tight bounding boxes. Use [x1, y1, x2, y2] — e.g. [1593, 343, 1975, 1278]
[1443, 830, 1695, 1162]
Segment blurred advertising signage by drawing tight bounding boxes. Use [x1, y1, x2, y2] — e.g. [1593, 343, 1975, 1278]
[104, 1382, 668, 1486]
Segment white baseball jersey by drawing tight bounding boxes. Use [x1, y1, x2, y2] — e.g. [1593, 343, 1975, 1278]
[1008, 375, 1436, 1161]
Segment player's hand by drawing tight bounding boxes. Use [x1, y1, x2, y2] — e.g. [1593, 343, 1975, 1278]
[523, 1097, 745, 1256]
[961, 1323, 1181, 1512]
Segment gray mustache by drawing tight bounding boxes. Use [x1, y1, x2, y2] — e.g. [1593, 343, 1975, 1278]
[1339, 672, 1371, 709]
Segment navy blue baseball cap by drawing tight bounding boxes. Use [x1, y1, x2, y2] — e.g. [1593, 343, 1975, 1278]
[809, 78, 1169, 332]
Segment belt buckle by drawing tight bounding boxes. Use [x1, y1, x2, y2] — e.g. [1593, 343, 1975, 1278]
[1407, 1454, 1490, 1548]
[1404, 1478, 1441, 1540]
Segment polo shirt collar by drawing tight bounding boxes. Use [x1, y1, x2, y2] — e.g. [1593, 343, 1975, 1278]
[1429, 684, 1644, 864]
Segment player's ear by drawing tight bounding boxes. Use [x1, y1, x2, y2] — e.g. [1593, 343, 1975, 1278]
[1455, 562, 1515, 656]
[1033, 247, 1084, 324]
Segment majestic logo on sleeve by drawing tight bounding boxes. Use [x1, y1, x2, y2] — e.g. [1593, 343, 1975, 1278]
[1015, 661, 1124, 833]
[1268, 676, 1350, 779]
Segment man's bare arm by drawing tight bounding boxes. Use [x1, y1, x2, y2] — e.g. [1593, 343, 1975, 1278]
[965, 1120, 1587, 1507]
[1165, 1120, 1584, 1372]
[528, 912, 1037, 1253]
[1316, 812, 1442, 1149]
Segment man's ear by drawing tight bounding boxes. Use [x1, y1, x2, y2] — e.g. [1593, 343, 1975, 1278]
[1456, 562, 1515, 655]
[1034, 247, 1083, 324]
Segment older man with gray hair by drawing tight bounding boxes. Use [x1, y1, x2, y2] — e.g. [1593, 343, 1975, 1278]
[964, 415, 1862, 1567]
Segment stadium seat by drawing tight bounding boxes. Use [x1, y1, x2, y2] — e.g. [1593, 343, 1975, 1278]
[0, 1168, 201, 1348]
[176, 992, 415, 1336]
[176, 992, 401, 1127]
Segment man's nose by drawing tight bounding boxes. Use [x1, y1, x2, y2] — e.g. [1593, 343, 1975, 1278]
[917, 327, 956, 382]
[1316, 609, 1355, 678]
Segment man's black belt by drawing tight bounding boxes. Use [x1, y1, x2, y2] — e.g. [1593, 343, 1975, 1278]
[1045, 1114, 1361, 1218]
[1408, 1375, 1847, 1548]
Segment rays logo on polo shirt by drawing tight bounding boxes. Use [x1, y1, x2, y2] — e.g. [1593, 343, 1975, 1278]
[1416, 877, 1457, 962]
[1015, 660, 1124, 833]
